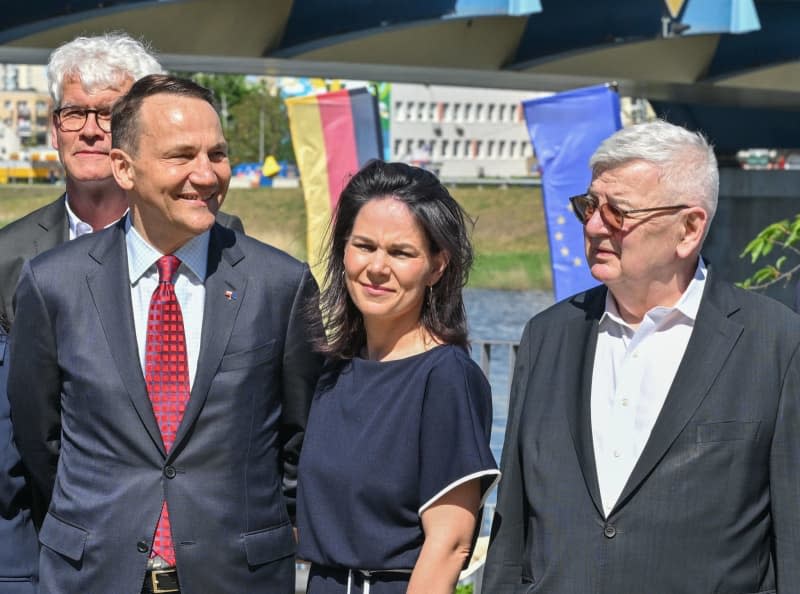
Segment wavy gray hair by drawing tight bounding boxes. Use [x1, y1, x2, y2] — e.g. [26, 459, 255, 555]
[47, 32, 163, 107]
[590, 119, 718, 227]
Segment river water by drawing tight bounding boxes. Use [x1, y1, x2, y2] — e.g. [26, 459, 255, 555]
[463, 288, 554, 531]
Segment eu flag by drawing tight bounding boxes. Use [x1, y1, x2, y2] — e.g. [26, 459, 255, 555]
[523, 84, 621, 301]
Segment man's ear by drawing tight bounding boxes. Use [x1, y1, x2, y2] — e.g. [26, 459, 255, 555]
[676, 206, 708, 259]
[109, 148, 135, 191]
[50, 116, 59, 150]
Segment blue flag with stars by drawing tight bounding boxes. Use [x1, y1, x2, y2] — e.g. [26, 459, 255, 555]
[523, 84, 621, 302]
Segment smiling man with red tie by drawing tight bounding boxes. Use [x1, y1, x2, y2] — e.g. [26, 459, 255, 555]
[7, 74, 323, 594]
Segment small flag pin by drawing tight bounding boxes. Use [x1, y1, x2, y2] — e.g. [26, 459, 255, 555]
[224, 290, 237, 301]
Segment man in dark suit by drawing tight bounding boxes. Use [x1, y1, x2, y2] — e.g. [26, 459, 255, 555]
[0, 33, 242, 333]
[483, 120, 800, 593]
[0, 329, 37, 594]
[8, 74, 323, 594]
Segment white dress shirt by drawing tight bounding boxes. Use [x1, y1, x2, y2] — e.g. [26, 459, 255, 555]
[125, 217, 209, 388]
[591, 258, 707, 517]
[65, 194, 127, 239]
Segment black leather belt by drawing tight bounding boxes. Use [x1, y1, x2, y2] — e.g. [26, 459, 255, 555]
[142, 568, 180, 593]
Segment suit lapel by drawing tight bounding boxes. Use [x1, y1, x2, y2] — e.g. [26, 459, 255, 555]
[34, 195, 69, 255]
[564, 288, 606, 516]
[612, 274, 743, 513]
[86, 223, 165, 456]
[171, 226, 246, 457]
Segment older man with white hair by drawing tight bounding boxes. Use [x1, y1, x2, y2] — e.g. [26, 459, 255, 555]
[484, 119, 800, 593]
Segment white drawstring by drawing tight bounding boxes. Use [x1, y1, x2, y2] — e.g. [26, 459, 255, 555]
[346, 569, 372, 594]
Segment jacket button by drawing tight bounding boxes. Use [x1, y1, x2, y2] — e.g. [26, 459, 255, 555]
[164, 465, 177, 479]
[603, 524, 617, 539]
[137, 540, 149, 553]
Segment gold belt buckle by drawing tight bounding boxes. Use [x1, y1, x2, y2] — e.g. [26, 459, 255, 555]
[150, 568, 180, 593]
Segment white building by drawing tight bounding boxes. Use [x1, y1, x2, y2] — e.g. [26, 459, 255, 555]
[390, 84, 546, 178]
[1, 64, 48, 93]
[0, 120, 20, 160]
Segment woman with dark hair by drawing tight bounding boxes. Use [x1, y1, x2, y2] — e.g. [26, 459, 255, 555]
[297, 161, 499, 594]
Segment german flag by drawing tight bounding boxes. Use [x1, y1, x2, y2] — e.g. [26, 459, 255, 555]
[286, 88, 383, 281]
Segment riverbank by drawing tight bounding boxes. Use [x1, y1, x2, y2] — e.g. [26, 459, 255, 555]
[0, 183, 552, 290]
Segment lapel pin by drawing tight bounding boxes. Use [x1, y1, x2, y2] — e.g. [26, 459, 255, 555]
[224, 290, 237, 301]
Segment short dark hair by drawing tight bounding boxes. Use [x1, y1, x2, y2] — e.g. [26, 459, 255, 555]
[111, 73, 216, 154]
[314, 160, 474, 359]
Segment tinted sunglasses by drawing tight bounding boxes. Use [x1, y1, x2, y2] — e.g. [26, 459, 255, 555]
[569, 193, 689, 231]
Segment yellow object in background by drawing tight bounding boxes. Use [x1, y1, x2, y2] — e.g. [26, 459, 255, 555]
[262, 155, 281, 178]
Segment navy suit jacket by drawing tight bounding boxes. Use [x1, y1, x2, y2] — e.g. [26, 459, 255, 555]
[0, 332, 38, 593]
[483, 271, 800, 593]
[8, 221, 322, 594]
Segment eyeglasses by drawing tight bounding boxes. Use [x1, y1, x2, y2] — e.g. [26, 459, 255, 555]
[569, 193, 689, 231]
[53, 107, 112, 133]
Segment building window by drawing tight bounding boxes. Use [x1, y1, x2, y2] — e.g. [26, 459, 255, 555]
[452, 102, 461, 121]
[509, 140, 517, 157]
[498, 104, 507, 122]
[475, 140, 483, 157]
[475, 104, 484, 121]
[453, 140, 461, 158]
[406, 101, 415, 121]
[394, 101, 405, 121]
[406, 139, 414, 156]
[498, 140, 506, 158]
[429, 102, 438, 121]
[440, 139, 449, 158]
[417, 101, 427, 121]
[464, 103, 473, 121]
[393, 139, 403, 157]
[487, 140, 495, 158]
[511, 104, 519, 122]
[521, 141, 531, 157]
[487, 104, 496, 122]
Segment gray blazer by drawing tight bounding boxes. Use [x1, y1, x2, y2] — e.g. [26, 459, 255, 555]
[8, 222, 322, 594]
[0, 194, 244, 332]
[483, 271, 800, 593]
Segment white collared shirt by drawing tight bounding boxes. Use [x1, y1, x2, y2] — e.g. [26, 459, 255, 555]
[591, 258, 707, 517]
[64, 194, 126, 239]
[125, 217, 209, 388]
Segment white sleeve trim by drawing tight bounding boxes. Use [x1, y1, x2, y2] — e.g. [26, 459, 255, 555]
[418, 469, 501, 516]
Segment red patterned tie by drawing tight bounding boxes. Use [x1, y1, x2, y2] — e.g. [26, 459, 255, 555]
[145, 255, 189, 566]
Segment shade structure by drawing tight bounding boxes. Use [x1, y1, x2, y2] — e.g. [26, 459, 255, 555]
[0, 0, 798, 149]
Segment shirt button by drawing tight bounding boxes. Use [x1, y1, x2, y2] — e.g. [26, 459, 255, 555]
[632, 351, 639, 359]
[137, 540, 150, 553]
[613, 450, 622, 458]
[621, 398, 629, 407]
[604, 524, 617, 539]
[164, 465, 177, 479]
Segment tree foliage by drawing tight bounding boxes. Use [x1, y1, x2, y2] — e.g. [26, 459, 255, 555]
[739, 215, 800, 289]
[170, 72, 292, 167]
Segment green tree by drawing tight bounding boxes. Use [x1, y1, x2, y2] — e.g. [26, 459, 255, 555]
[171, 72, 292, 167]
[740, 216, 800, 289]
[228, 82, 294, 166]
